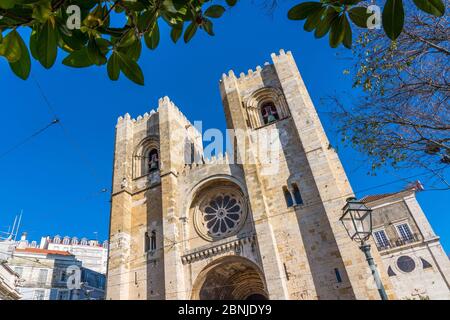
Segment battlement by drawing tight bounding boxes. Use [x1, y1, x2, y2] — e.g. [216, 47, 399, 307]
[116, 96, 202, 142]
[116, 109, 157, 125]
[220, 49, 293, 84]
[181, 152, 231, 176]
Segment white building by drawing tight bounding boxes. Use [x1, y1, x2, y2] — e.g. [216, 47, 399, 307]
[0, 239, 21, 300]
[365, 186, 450, 300]
[6, 233, 106, 300]
[41, 236, 108, 274]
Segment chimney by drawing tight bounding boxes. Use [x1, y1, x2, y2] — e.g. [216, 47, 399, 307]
[40, 236, 49, 249]
[17, 232, 28, 249]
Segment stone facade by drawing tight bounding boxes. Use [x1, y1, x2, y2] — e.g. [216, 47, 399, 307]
[366, 189, 450, 300]
[106, 50, 396, 300]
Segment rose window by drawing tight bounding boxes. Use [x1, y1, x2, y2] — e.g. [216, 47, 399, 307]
[195, 190, 247, 240]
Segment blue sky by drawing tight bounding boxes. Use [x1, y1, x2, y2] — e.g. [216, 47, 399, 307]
[0, 1, 448, 252]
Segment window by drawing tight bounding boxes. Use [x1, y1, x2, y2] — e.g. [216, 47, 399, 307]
[150, 231, 156, 251]
[291, 183, 303, 205]
[63, 237, 70, 245]
[53, 235, 61, 244]
[80, 238, 88, 245]
[57, 290, 70, 300]
[283, 187, 294, 207]
[60, 270, 68, 282]
[148, 149, 159, 172]
[144, 232, 150, 252]
[396, 223, 414, 242]
[15, 267, 23, 277]
[374, 229, 390, 248]
[397, 255, 416, 273]
[261, 102, 280, 125]
[38, 269, 48, 285]
[334, 268, 342, 283]
[34, 290, 45, 300]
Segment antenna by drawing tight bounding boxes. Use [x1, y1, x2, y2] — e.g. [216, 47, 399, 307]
[10, 215, 17, 240]
[14, 210, 23, 241]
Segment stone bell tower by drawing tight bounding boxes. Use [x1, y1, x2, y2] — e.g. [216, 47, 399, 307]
[107, 50, 396, 300]
[219, 49, 396, 299]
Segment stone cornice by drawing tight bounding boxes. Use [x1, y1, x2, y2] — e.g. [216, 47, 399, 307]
[181, 233, 256, 265]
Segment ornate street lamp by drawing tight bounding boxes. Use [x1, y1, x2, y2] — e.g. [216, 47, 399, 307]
[340, 197, 389, 300]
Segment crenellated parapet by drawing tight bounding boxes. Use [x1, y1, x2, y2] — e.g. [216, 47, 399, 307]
[181, 152, 231, 176]
[220, 49, 293, 86]
[157, 96, 202, 142]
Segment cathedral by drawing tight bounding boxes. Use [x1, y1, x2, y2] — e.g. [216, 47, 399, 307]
[106, 50, 450, 300]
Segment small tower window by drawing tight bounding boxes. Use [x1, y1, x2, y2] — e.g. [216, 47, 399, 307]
[144, 232, 150, 253]
[292, 183, 303, 205]
[283, 186, 294, 207]
[334, 268, 342, 283]
[150, 231, 156, 251]
[148, 149, 159, 172]
[261, 102, 280, 125]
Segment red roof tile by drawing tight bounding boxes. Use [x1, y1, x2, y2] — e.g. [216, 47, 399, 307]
[15, 248, 72, 256]
[360, 193, 396, 203]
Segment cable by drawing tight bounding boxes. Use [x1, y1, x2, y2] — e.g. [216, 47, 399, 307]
[107, 169, 440, 263]
[0, 119, 59, 160]
[31, 73, 106, 187]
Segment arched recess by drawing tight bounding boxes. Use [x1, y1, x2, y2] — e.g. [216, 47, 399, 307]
[191, 256, 269, 300]
[133, 136, 160, 179]
[245, 87, 290, 129]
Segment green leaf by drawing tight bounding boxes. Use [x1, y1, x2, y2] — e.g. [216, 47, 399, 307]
[342, 15, 352, 49]
[0, 30, 22, 63]
[184, 22, 198, 43]
[62, 48, 94, 68]
[348, 7, 372, 28]
[87, 38, 107, 66]
[171, 25, 183, 43]
[226, 0, 238, 6]
[0, 0, 17, 9]
[315, 8, 338, 38]
[304, 7, 325, 32]
[382, 0, 404, 40]
[116, 52, 144, 85]
[125, 40, 142, 61]
[37, 20, 58, 69]
[412, 0, 445, 17]
[204, 5, 226, 18]
[107, 52, 120, 81]
[288, 2, 323, 20]
[9, 32, 30, 80]
[32, 0, 52, 23]
[329, 14, 346, 48]
[118, 29, 137, 48]
[144, 21, 160, 50]
[29, 29, 39, 60]
[202, 18, 215, 36]
[137, 10, 157, 33]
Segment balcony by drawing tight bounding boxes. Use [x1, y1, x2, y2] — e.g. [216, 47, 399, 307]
[376, 233, 422, 252]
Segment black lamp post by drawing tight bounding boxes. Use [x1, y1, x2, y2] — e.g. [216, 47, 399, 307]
[340, 197, 389, 300]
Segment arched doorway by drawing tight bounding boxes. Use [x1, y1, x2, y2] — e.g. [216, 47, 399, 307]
[191, 256, 268, 300]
